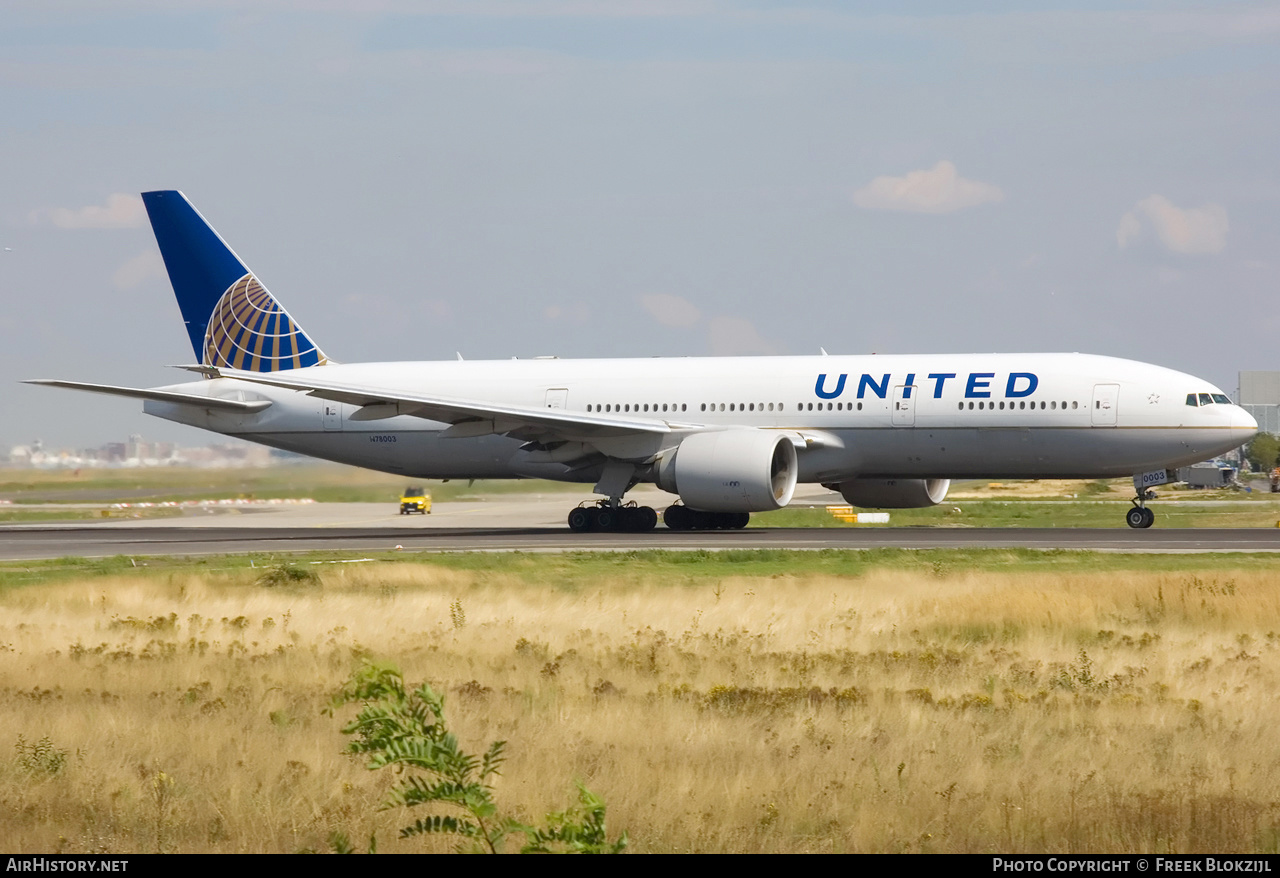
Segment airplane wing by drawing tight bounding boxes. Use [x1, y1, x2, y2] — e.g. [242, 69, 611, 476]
[195, 366, 700, 441]
[23, 379, 272, 413]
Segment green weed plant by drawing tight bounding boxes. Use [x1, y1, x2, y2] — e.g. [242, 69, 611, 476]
[329, 663, 626, 854]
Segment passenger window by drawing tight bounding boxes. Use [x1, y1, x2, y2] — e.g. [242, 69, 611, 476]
[857, 402, 863, 411]
[998, 401, 1005, 410]
[1051, 401, 1056, 409]
[1199, 393, 1213, 406]
[1071, 401, 1077, 409]
[958, 402, 963, 410]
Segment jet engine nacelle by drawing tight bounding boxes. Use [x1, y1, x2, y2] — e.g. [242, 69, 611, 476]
[656, 430, 798, 512]
[835, 478, 951, 509]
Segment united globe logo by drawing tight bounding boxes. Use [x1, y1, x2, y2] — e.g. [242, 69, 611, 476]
[202, 274, 326, 371]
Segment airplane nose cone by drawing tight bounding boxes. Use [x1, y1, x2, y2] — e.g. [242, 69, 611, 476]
[1234, 405, 1258, 437]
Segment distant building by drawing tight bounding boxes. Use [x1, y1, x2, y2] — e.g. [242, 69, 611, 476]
[1240, 371, 1280, 435]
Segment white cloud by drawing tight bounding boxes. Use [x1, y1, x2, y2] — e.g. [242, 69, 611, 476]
[1116, 211, 1142, 248]
[640, 293, 701, 329]
[543, 302, 590, 325]
[32, 193, 146, 230]
[852, 160, 1004, 214]
[707, 315, 779, 356]
[111, 251, 165, 290]
[1116, 195, 1228, 255]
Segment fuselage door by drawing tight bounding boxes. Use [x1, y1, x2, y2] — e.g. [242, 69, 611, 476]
[545, 388, 568, 410]
[322, 401, 343, 431]
[892, 385, 916, 427]
[1091, 384, 1119, 427]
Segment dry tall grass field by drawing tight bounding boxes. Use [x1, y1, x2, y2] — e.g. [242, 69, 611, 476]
[3, 555, 1279, 853]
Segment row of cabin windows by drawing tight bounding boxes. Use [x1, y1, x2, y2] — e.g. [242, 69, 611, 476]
[799, 402, 862, 411]
[703, 403, 785, 412]
[960, 400, 1078, 411]
[585, 403, 688, 413]
[1187, 393, 1232, 407]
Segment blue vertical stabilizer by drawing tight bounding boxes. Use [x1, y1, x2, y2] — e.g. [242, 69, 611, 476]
[141, 190, 327, 371]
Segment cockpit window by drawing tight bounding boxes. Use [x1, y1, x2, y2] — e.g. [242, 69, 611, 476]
[1198, 393, 1213, 406]
[1186, 394, 1198, 407]
[1212, 394, 1231, 405]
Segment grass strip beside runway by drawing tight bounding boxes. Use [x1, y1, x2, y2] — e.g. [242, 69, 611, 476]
[3, 550, 1280, 852]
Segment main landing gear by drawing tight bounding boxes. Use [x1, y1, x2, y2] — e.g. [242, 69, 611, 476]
[565, 501, 752, 532]
[567, 501, 658, 533]
[1126, 492, 1156, 529]
[663, 504, 750, 531]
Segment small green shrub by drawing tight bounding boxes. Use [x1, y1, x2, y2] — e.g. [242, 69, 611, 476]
[14, 735, 68, 776]
[328, 663, 626, 853]
[257, 562, 320, 588]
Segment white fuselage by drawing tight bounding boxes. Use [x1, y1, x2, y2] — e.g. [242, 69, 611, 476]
[141, 352, 1256, 487]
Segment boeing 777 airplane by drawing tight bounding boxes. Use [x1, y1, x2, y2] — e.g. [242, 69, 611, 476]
[29, 191, 1257, 531]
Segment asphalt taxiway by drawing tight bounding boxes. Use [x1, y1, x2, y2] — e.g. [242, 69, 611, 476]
[2, 510, 1279, 560]
[3, 488, 1280, 559]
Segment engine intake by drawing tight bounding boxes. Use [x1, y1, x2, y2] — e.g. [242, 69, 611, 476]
[834, 478, 950, 509]
[656, 430, 798, 512]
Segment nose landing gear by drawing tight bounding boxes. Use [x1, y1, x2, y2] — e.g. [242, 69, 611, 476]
[1127, 470, 1172, 529]
[1125, 503, 1155, 529]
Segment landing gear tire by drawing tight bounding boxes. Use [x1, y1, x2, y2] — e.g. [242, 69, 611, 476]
[663, 504, 750, 531]
[567, 507, 593, 532]
[568, 502, 658, 533]
[1126, 506, 1155, 529]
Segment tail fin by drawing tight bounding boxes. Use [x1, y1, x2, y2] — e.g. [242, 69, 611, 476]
[141, 190, 327, 371]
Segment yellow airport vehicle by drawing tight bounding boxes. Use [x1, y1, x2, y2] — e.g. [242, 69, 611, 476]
[399, 485, 431, 515]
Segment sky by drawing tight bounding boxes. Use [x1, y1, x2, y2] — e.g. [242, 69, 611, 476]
[3, 1, 1279, 449]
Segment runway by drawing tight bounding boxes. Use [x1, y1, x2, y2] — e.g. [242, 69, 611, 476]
[3, 522, 1280, 559]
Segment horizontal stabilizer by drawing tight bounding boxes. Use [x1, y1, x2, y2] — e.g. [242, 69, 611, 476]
[24, 379, 272, 412]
